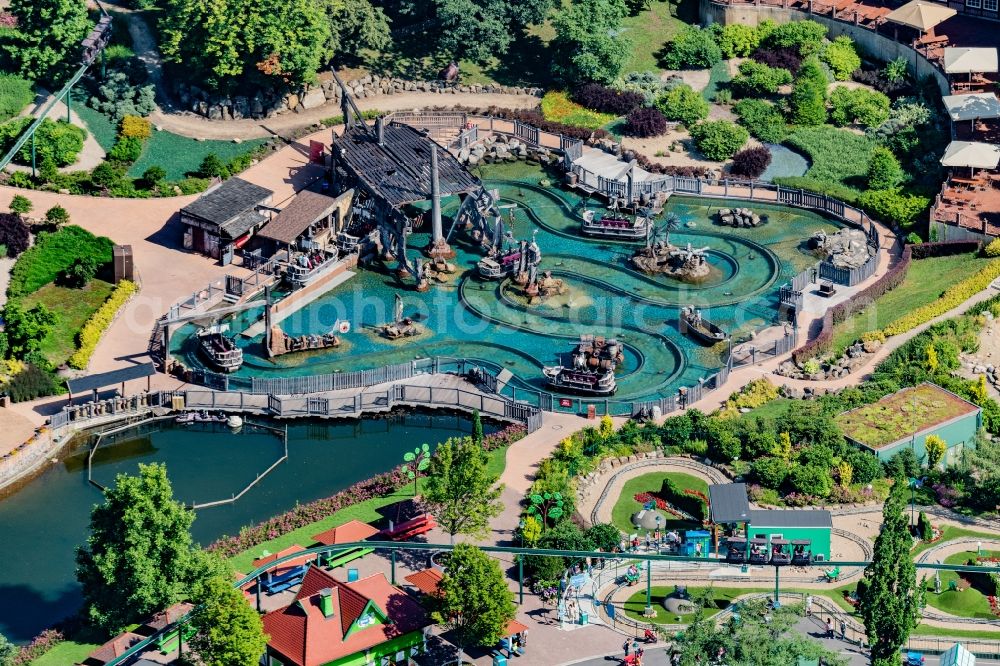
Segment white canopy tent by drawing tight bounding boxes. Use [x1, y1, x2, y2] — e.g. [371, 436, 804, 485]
[940, 643, 976, 666]
[942, 93, 1000, 123]
[940, 141, 1000, 173]
[944, 47, 999, 74]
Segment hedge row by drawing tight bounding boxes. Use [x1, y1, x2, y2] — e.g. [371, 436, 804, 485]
[881, 258, 1000, 336]
[69, 280, 138, 369]
[793, 241, 988, 362]
[658, 477, 709, 523]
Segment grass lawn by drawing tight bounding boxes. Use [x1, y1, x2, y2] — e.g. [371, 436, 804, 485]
[21, 279, 115, 366]
[29, 640, 101, 666]
[829, 253, 996, 357]
[610, 472, 708, 535]
[623, 585, 740, 625]
[619, 0, 686, 73]
[228, 446, 508, 572]
[921, 550, 1000, 619]
[128, 132, 267, 181]
[912, 526, 1000, 558]
[744, 397, 796, 421]
[783, 126, 875, 195]
[911, 623, 1000, 639]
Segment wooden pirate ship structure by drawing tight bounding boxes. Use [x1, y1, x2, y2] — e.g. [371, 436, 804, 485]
[581, 200, 651, 240]
[679, 306, 729, 345]
[542, 335, 624, 396]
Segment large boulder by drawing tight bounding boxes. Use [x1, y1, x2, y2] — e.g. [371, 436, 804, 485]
[301, 87, 327, 110]
[811, 228, 874, 269]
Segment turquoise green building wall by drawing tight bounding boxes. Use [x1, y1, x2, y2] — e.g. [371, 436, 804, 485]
[854, 411, 982, 464]
[746, 525, 831, 560]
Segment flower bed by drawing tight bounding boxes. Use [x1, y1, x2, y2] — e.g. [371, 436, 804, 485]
[13, 628, 65, 665]
[207, 424, 525, 558]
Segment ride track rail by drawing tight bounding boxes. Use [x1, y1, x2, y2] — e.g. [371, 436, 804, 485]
[103, 540, 1000, 666]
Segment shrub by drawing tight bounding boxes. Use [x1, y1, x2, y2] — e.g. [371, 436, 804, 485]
[753, 456, 789, 488]
[119, 114, 152, 140]
[0, 74, 34, 122]
[789, 463, 833, 497]
[821, 36, 861, 80]
[867, 146, 904, 190]
[624, 107, 667, 138]
[788, 79, 826, 126]
[654, 84, 709, 127]
[198, 153, 229, 179]
[0, 212, 29, 257]
[881, 260, 1000, 336]
[883, 57, 908, 84]
[733, 98, 788, 143]
[541, 91, 617, 130]
[917, 511, 933, 540]
[58, 255, 98, 288]
[616, 71, 674, 105]
[731, 60, 792, 96]
[140, 166, 166, 188]
[659, 25, 722, 69]
[986, 238, 1000, 258]
[830, 86, 890, 128]
[690, 120, 748, 160]
[90, 161, 126, 189]
[108, 135, 144, 164]
[658, 477, 709, 522]
[782, 126, 876, 193]
[858, 188, 929, 228]
[9, 194, 31, 215]
[175, 177, 212, 195]
[715, 23, 763, 58]
[730, 145, 772, 179]
[751, 46, 803, 75]
[764, 20, 827, 55]
[6, 363, 58, 402]
[0, 118, 86, 167]
[44, 205, 69, 227]
[69, 280, 138, 369]
[572, 83, 643, 115]
[8, 225, 114, 297]
[88, 71, 156, 123]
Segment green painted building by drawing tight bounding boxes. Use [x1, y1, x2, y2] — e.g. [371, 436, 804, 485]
[836, 383, 982, 465]
[709, 483, 832, 562]
[262, 565, 431, 666]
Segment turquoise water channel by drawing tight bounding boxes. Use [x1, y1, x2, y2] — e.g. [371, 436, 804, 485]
[173, 162, 842, 400]
[0, 414, 491, 642]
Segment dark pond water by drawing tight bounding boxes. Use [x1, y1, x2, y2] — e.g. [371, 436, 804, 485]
[0, 412, 488, 642]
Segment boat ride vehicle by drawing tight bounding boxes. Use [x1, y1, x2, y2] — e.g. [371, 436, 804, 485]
[679, 306, 730, 345]
[542, 334, 623, 396]
[197, 324, 243, 372]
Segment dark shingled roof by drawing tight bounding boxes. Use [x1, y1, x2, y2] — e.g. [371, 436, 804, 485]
[258, 189, 341, 245]
[66, 362, 156, 394]
[181, 177, 273, 226]
[219, 209, 267, 239]
[336, 122, 479, 207]
[749, 509, 833, 529]
[709, 483, 751, 523]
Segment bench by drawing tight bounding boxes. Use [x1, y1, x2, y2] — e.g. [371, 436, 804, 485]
[261, 564, 307, 594]
[382, 513, 437, 541]
[322, 546, 374, 569]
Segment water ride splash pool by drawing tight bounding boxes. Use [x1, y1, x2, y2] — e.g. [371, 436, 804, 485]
[172, 162, 843, 401]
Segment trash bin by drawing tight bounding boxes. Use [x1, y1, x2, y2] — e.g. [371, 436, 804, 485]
[579, 612, 589, 625]
[492, 652, 508, 666]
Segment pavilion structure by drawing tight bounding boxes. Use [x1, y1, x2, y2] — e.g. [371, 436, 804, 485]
[329, 72, 494, 278]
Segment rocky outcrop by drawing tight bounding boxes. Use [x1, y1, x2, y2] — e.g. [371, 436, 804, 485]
[455, 135, 560, 167]
[810, 228, 874, 270]
[175, 75, 545, 121]
[716, 207, 763, 228]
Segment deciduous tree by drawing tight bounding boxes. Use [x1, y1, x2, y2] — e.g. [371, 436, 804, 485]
[327, 0, 391, 63]
[434, 544, 516, 664]
[550, 0, 630, 84]
[189, 562, 268, 666]
[424, 436, 504, 542]
[0, 632, 16, 666]
[858, 477, 921, 666]
[3, 0, 89, 79]
[76, 463, 196, 633]
[925, 434, 947, 469]
[1, 301, 56, 357]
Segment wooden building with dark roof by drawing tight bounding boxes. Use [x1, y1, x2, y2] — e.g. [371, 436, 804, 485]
[255, 189, 353, 255]
[180, 177, 274, 263]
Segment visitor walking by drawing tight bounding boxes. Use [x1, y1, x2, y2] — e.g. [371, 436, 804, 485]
[826, 618, 834, 638]
[623, 639, 631, 658]
[839, 619, 847, 641]
[805, 594, 813, 616]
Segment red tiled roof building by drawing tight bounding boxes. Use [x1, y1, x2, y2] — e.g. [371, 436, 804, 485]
[262, 566, 432, 666]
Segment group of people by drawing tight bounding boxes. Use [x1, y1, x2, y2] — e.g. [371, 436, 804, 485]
[626, 530, 683, 553]
[622, 637, 646, 664]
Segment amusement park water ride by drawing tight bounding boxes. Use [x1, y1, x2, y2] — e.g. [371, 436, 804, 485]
[630, 214, 712, 282]
[679, 306, 730, 345]
[542, 334, 623, 396]
[581, 200, 652, 240]
[477, 225, 542, 281]
[267, 321, 348, 358]
[197, 324, 243, 372]
[381, 294, 423, 340]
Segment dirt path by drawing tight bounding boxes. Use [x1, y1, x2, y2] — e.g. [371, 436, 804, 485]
[106, 3, 173, 112]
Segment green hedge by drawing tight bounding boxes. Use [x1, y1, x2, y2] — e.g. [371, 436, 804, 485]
[69, 280, 138, 369]
[8, 226, 114, 297]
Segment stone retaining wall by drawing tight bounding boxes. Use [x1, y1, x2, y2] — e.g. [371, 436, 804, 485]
[176, 75, 545, 121]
